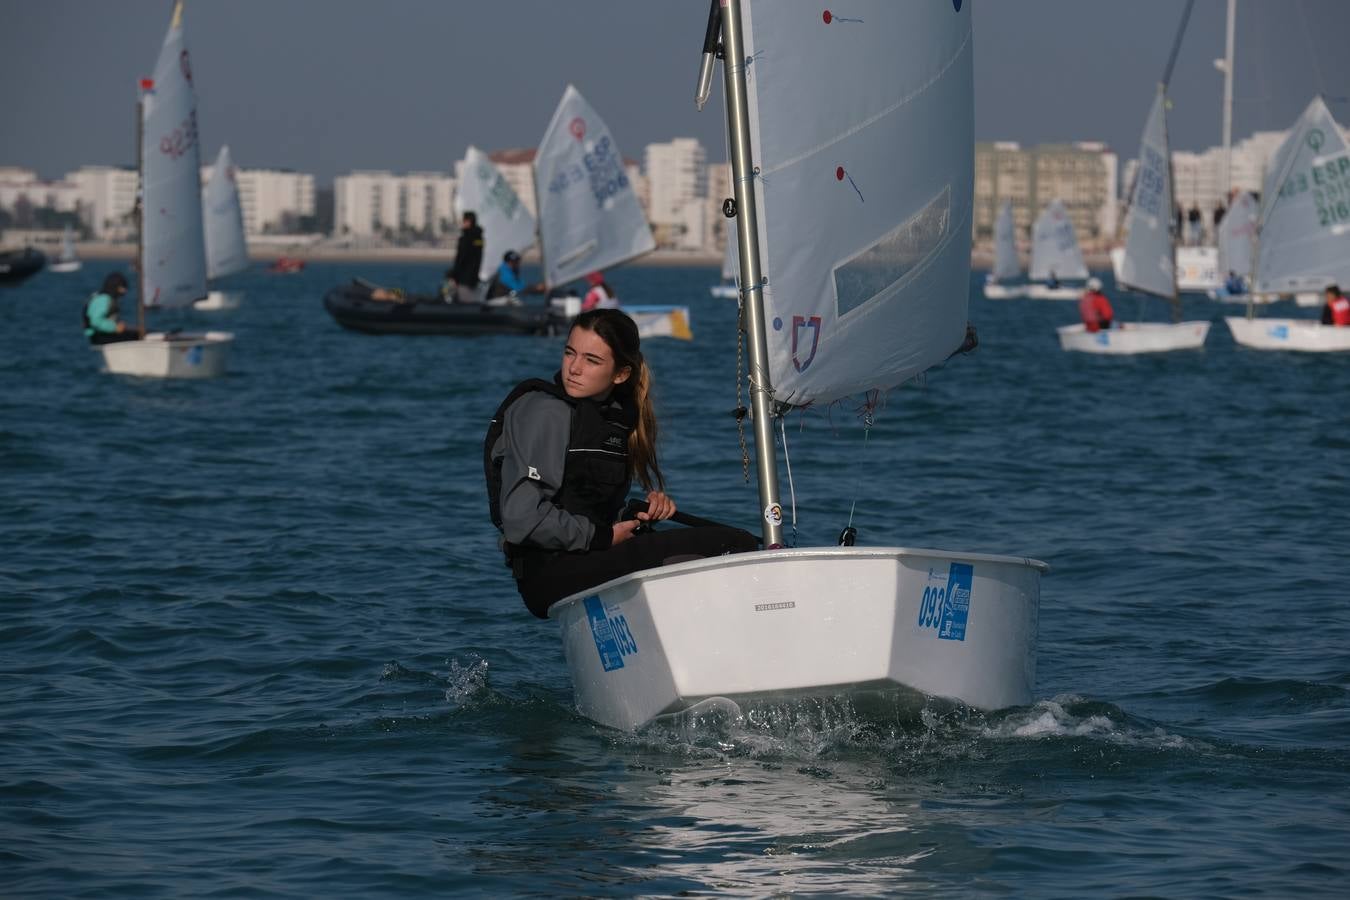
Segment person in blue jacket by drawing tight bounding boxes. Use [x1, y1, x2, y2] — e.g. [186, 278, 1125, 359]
[83, 272, 142, 345]
[484, 250, 545, 303]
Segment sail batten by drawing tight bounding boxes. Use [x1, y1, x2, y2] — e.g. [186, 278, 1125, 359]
[455, 146, 537, 283]
[533, 85, 655, 288]
[738, 1, 973, 407]
[140, 1, 207, 308]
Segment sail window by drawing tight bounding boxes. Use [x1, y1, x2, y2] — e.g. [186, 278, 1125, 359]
[832, 186, 950, 319]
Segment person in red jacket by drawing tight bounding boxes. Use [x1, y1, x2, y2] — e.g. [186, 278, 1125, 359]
[1320, 284, 1350, 326]
[1078, 277, 1114, 332]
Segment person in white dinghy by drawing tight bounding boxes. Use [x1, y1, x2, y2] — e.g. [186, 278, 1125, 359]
[82, 272, 143, 345]
[1320, 284, 1350, 327]
[486, 308, 757, 619]
[1078, 277, 1115, 333]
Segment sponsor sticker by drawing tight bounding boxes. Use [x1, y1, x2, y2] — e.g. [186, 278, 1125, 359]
[915, 563, 974, 642]
[584, 595, 639, 672]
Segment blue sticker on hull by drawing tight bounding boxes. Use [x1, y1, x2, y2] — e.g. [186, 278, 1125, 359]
[584, 595, 639, 672]
[916, 563, 974, 642]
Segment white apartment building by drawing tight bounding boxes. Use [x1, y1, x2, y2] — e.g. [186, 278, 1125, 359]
[0, 170, 82, 217]
[334, 170, 455, 238]
[198, 162, 317, 235]
[974, 141, 1119, 244]
[704, 162, 732, 254]
[67, 166, 139, 239]
[644, 139, 707, 235]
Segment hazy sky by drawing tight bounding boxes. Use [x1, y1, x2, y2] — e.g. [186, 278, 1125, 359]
[2, 1, 1347, 184]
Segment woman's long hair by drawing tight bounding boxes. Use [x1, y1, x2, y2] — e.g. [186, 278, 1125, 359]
[573, 308, 663, 491]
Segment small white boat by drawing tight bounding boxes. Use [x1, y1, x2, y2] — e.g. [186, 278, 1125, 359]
[1224, 96, 1350, 352]
[983, 201, 1028, 299]
[1058, 321, 1211, 353]
[49, 226, 82, 273]
[709, 283, 738, 299]
[98, 331, 235, 378]
[195, 145, 248, 312]
[1080, 59, 1210, 356]
[1027, 198, 1088, 300]
[105, 1, 230, 379]
[1225, 317, 1350, 352]
[547, 0, 1045, 731]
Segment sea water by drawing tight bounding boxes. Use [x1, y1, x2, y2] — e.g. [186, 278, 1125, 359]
[3, 262, 1347, 897]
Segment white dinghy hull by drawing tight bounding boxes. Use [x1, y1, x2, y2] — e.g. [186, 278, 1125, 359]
[1025, 284, 1083, 301]
[549, 547, 1047, 732]
[709, 284, 739, 300]
[982, 283, 1028, 300]
[193, 290, 242, 311]
[1057, 321, 1211, 354]
[99, 331, 234, 378]
[1225, 317, 1350, 352]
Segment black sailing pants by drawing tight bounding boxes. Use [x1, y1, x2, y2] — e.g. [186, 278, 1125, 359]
[515, 525, 759, 619]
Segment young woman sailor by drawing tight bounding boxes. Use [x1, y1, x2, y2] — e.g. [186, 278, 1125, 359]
[487, 308, 757, 618]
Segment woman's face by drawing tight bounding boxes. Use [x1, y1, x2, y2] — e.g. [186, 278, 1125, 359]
[562, 326, 630, 400]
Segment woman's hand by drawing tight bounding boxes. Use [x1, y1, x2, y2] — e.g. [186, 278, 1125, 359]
[639, 490, 676, 522]
[611, 519, 641, 546]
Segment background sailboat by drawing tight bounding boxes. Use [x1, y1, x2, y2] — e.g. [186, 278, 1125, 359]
[982, 200, 1027, 299]
[195, 144, 248, 311]
[49, 225, 82, 274]
[99, 0, 232, 378]
[1209, 191, 1259, 302]
[1026, 199, 1088, 299]
[533, 84, 691, 341]
[547, 0, 1045, 731]
[1225, 96, 1350, 351]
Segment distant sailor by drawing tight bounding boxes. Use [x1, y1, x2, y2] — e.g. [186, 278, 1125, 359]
[446, 211, 485, 303]
[485, 250, 545, 305]
[1078, 277, 1114, 332]
[1321, 284, 1350, 327]
[485, 309, 757, 619]
[581, 271, 619, 311]
[82, 272, 142, 345]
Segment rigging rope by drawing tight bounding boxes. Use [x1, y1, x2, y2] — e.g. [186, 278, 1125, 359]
[779, 416, 798, 547]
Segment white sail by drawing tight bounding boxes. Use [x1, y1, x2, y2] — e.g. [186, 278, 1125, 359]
[533, 85, 655, 288]
[59, 225, 77, 262]
[1118, 89, 1175, 299]
[140, 1, 206, 308]
[992, 200, 1020, 281]
[203, 145, 248, 281]
[737, 1, 972, 406]
[455, 145, 537, 283]
[1254, 96, 1350, 295]
[1217, 191, 1258, 282]
[1029, 199, 1089, 282]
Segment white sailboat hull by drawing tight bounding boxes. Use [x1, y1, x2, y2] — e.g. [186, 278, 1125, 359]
[982, 282, 1028, 300]
[709, 284, 739, 299]
[98, 331, 234, 378]
[1057, 321, 1211, 354]
[193, 290, 243, 311]
[49, 260, 83, 274]
[549, 546, 1046, 732]
[1225, 317, 1350, 352]
[1025, 284, 1083, 300]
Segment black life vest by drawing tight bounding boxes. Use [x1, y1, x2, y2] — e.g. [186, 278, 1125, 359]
[484, 377, 635, 556]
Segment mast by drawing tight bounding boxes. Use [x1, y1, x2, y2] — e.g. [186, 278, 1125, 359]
[716, 0, 783, 548]
[136, 89, 146, 336]
[1220, 0, 1236, 202]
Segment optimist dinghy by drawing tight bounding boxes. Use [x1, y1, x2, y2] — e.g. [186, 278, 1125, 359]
[547, 0, 1047, 732]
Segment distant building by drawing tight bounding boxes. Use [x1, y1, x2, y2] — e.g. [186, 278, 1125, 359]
[67, 166, 139, 240]
[333, 170, 455, 239]
[644, 139, 707, 249]
[198, 162, 317, 236]
[975, 141, 1118, 247]
[705, 162, 733, 256]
